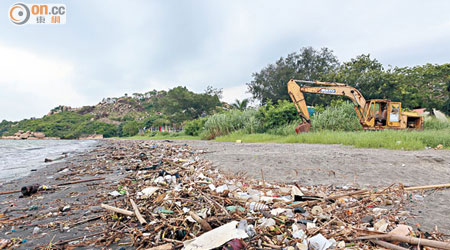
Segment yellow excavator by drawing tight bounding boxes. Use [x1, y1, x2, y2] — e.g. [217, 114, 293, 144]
[287, 79, 424, 133]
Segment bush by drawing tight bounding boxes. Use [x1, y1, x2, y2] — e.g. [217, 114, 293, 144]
[184, 117, 207, 136]
[311, 101, 362, 131]
[121, 120, 140, 137]
[258, 100, 299, 130]
[424, 118, 450, 130]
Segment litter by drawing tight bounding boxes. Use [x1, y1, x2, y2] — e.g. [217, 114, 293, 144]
[1, 140, 450, 249]
[183, 221, 248, 250]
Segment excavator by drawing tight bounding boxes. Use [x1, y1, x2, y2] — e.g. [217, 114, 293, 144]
[287, 79, 424, 133]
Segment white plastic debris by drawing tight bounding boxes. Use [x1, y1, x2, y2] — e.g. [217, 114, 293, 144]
[183, 221, 248, 250]
[259, 218, 276, 227]
[138, 187, 159, 198]
[247, 202, 269, 211]
[238, 220, 256, 238]
[154, 176, 165, 184]
[215, 184, 228, 193]
[208, 183, 216, 191]
[374, 219, 389, 232]
[307, 222, 317, 229]
[292, 185, 304, 196]
[308, 233, 332, 250]
[292, 224, 305, 239]
[109, 191, 121, 197]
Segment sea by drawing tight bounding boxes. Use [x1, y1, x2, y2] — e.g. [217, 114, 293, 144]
[0, 139, 98, 183]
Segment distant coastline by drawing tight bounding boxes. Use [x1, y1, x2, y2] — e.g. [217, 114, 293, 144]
[0, 130, 104, 140]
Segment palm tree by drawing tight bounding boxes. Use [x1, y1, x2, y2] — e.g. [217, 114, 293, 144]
[231, 98, 249, 110]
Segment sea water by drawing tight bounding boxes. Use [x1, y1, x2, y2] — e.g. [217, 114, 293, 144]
[0, 140, 97, 182]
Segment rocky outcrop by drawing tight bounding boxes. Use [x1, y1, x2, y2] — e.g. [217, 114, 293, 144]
[47, 105, 77, 116]
[79, 134, 104, 140]
[1, 130, 59, 140]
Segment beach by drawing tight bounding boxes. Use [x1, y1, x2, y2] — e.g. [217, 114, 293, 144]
[1, 139, 449, 249]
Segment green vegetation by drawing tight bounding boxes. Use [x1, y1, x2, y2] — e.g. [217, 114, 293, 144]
[118, 132, 200, 140]
[0, 112, 117, 139]
[184, 118, 207, 136]
[178, 100, 449, 150]
[248, 47, 450, 115]
[424, 118, 450, 130]
[202, 109, 262, 139]
[0, 86, 223, 139]
[215, 129, 450, 150]
[120, 120, 142, 137]
[311, 101, 362, 131]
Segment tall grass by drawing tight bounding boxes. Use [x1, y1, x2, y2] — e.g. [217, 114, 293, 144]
[424, 118, 450, 130]
[311, 102, 362, 131]
[216, 129, 450, 150]
[201, 109, 262, 139]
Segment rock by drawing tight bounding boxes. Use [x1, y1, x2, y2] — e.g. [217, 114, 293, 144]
[32, 132, 45, 139]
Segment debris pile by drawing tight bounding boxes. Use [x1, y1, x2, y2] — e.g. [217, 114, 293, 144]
[95, 142, 450, 249]
[1, 140, 449, 249]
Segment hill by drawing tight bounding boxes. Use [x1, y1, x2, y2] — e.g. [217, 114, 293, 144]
[0, 86, 224, 139]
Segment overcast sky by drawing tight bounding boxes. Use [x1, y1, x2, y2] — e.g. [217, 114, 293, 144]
[1, 0, 449, 121]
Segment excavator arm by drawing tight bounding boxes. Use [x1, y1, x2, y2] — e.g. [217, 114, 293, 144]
[287, 79, 367, 133]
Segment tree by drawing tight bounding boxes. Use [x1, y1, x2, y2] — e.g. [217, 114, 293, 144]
[204, 86, 223, 99]
[231, 98, 249, 110]
[332, 54, 386, 99]
[121, 120, 140, 136]
[158, 86, 221, 124]
[247, 47, 339, 104]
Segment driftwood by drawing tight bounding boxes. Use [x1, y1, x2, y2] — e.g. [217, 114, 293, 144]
[57, 177, 105, 186]
[101, 203, 134, 216]
[357, 234, 450, 250]
[188, 211, 212, 231]
[386, 235, 450, 250]
[371, 240, 409, 250]
[130, 198, 147, 225]
[404, 183, 450, 191]
[0, 190, 21, 195]
[0, 177, 105, 196]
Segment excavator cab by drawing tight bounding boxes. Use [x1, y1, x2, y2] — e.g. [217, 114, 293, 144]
[365, 100, 401, 129]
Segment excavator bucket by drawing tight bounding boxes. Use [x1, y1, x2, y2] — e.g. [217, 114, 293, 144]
[295, 122, 311, 133]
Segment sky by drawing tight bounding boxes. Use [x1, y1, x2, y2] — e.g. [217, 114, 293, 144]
[1, 1, 450, 121]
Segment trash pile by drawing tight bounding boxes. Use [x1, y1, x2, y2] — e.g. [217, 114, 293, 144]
[94, 141, 449, 249]
[1, 140, 449, 249]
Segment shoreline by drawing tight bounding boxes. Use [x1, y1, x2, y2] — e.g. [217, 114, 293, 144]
[0, 139, 123, 248]
[0, 139, 449, 249]
[0, 139, 99, 183]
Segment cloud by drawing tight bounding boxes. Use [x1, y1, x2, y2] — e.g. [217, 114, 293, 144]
[0, 43, 86, 121]
[222, 85, 252, 104]
[1, 0, 450, 121]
